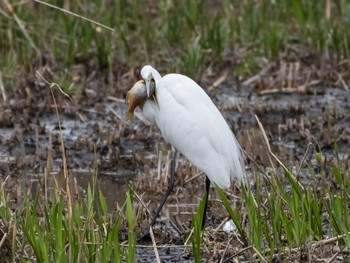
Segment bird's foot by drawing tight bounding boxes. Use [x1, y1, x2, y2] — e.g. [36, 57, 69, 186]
[137, 231, 151, 243]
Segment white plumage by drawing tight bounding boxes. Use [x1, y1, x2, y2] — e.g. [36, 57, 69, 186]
[139, 65, 245, 188]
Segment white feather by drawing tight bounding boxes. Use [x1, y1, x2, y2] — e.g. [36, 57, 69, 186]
[141, 66, 245, 188]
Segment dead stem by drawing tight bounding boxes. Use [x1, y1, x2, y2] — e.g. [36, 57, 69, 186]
[35, 71, 72, 101]
[208, 70, 228, 93]
[33, 0, 115, 32]
[107, 105, 123, 120]
[169, 216, 185, 235]
[35, 70, 73, 241]
[328, 250, 341, 263]
[150, 227, 161, 263]
[252, 245, 268, 263]
[214, 217, 230, 233]
[255, 115, 277, 173]
[222, 245, 252, 263]
[184, 228, 194, 246]
[255, 114, 305, 191]
[297, 142, 313, 178]
[219, 235, 233, 263]
[312, 232, 350, 248]
[128, 184, 152, 216]
[0, 71, 6, 102]
[0, 232, 7, 250]
[184, 171, 204, 185]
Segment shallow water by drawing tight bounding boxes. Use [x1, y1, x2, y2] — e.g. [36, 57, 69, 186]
[0, 84, 349, 228]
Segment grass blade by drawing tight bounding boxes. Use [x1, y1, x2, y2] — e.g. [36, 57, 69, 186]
[215, 184, 248, 246]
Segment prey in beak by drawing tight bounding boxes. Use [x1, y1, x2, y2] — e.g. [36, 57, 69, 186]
[126, 80, 147, 119]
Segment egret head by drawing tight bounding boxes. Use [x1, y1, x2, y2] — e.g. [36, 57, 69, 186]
[140, 65, 161, 97]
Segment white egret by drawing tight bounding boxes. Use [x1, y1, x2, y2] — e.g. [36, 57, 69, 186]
[127, 65, 245, 240]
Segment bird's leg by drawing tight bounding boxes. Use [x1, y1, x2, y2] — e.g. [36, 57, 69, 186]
[201, 175, 211, 230]
[138, 149, 176, 242]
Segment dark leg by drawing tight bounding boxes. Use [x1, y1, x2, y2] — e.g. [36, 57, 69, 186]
[138, 150, 176, 241]
[201, 175, 211, 230]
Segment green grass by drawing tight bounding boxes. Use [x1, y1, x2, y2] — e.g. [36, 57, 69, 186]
[0, 180, 135, 262]
[1, 0, 350, 262]
[1, 0, 350, 87]
[1, 146, 350, 261]
[216, 148, 350, 261]
[191, 191, 207, 263]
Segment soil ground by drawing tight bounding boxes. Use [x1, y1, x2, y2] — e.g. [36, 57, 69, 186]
[0, 62, 349, 262]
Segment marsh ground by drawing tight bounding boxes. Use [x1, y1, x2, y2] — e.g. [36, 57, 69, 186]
[1, 1, 350, 262]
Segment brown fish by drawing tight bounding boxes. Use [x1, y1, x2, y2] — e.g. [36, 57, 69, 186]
[126, 80, 147, 119]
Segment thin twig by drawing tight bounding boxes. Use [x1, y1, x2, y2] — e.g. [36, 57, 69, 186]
[34, 0, 115, 32]
[184, 228, 194, 246]
[242, 74, 260, 86]
[325, 0, 331, 19]
[255, 116, 277, 173]
[337, 73, 349, 91]
[223, 245, 252, 263]
[219, 235, 233, 263]
[252, 245, 267, 263]
[208, 70, 228, 92]
[327, 250, 341, 263]
[0, 71, 6, 102]
[128, 184, 152, 216]
[184, 171, 204, 184]
[107, 105, 123, 120]
[0, 232, 7, 250]
[312, 232, 350, 248]
[123, 243, 192, 248]
[255, 114, 305, 191]
[149, 227, 161, 263]
[107, 96, 125, 103]
[241, 148, 270, 181]
[297, 142, 312, 178]
[35, 70, 73, 225]
[214, 217, 230, 233]
[35, 71, 72, 101]
[332, 113, 350, 133]
[169, 218, 184, 236]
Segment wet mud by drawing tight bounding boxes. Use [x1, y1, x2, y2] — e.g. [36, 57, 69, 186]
[0, 67, 349, 261]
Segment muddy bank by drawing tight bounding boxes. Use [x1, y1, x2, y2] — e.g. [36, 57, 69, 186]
[0, 68, 349, 199]
[1, 74, 349, 174]
[0, 66, 349, 262]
